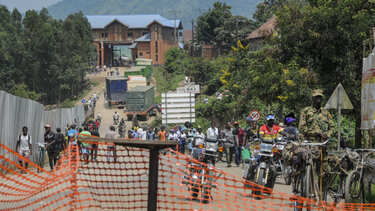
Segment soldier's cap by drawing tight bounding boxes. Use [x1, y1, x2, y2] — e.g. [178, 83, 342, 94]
[312, 89, 324, 97]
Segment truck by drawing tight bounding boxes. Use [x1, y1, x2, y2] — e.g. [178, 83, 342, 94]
[125, 86, 155, 121]
[106, 76, 128, 108]
[124, 65, 152, 85]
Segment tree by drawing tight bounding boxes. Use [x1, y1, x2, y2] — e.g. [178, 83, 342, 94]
[275, 0, 375, 147]
[0, 6, 95, 104]
[195, 2, 232, 45]
[215, 15, 259, 47]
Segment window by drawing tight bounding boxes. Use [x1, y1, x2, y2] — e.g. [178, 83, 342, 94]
[179, 31, 183, 36]
[127, 32, 133, 37]
[155, 41, 158, 53]
[101, 33, 107, 38]
[146, 52, 150, 54]
[156, 55, 158, 62]
[139, 52, 143, 57]
[172, 31, 174, 36]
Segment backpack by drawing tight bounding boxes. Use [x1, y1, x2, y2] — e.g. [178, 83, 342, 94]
[55, 133, 65, 151]
[18, 134, 31, 145]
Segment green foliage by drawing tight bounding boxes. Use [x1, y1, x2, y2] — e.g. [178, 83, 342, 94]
[196, 2, 260, 47]
[60, 99, 76, 108]
[9, 83, 41, 101]
[275, 0, 375, 146]
[153, 66, 186, 103]
[0, 6, 95, 105]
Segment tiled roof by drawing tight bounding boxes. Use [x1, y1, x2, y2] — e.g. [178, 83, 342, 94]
[129, 43, 138, 49]
[86, 15, 181, 29]
[246, 16, 277, 40]
[135, 33, 151, 42]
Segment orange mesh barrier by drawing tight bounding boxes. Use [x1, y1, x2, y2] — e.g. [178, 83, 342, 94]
[0, 139, 375, 210]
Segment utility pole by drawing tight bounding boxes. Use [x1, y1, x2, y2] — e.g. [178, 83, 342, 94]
[191, 18, 195, 57]
[169, 10, 180, 46]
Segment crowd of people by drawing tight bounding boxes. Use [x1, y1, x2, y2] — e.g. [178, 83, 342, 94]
[15, 89, 332, 176]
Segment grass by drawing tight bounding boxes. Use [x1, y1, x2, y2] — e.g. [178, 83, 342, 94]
[153, 67, 185, 103]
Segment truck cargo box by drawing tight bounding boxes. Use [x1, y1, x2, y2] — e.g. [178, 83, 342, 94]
[126, 86, 154, 112]
[106, 76, 128, 102]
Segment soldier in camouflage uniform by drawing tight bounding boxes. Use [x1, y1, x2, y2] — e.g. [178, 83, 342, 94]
[299, 89, 333, 142]
[299, 89, 334, 191]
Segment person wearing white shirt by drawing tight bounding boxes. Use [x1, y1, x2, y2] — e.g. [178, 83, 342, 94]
[206, 121, 219, 141]
[194, 126, 205, 147]
[16, 126, 32, 173]
[137, 128, 147, 140]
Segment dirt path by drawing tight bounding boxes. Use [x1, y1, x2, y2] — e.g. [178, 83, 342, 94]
[80, 67, 157, 137]
[78, 67, 294, 205]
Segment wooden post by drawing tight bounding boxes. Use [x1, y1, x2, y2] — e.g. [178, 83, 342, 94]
[370, 129, 373, 149]
[363, 130, 367, 149]
[337, 86, 342, 150]
[370, 30, 373, 52]
[363, 41, 366, 58]
[147, 147, 160, 211]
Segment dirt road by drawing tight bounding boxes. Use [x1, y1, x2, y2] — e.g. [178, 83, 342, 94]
[80, 67, 294, 198]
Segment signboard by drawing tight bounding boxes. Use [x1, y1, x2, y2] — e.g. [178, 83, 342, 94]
[81, 98, 86, 104]
[249, 110, 261, 122]
[325, 83, 354, 150]
[184, 84, 200, 94]
[162, 92, 195, 124]
[325, 83, 353, 109]
[361, 53, 375, 130]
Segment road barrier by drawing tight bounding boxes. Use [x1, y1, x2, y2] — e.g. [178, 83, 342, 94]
[0, 137, 374, 210]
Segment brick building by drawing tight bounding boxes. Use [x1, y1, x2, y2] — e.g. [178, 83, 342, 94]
[87, 15, 183, 66]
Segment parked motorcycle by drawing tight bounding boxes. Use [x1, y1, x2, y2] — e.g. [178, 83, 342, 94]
[252, 138, 278, 197]
[215, 132, 227, 163]
[181, 137, 222, 203]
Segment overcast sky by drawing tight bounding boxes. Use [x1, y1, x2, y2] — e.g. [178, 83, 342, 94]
[0, 0, 62, 12]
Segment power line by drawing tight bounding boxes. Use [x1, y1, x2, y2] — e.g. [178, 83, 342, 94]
[168, 10, 181, 46]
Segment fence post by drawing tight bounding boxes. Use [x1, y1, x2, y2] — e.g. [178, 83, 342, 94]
[147, 147, 160, 211]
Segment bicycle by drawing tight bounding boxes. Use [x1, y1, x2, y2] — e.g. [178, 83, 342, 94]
[36, 142, 46, 173]
[345, 149, 375, 203]
[321, 149, 356, 206]
[291, 139, 330, 211]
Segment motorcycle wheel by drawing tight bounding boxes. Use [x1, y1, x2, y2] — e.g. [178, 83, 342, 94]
[265, 168, 277, 195]
[284, 166, 292, 185]
[220, 151, 227, 162]
[191, 187, 199, 199]
[253, 168, 265, 197]
[215, 151, 227, 163]
[202, 187, 211, 204]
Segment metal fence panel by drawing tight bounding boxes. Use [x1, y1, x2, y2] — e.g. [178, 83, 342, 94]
[0, 90, 85, 163]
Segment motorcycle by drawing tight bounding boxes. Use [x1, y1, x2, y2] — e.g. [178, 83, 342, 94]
[252, 137, 278, 197]
[181, 137, 223, 203]
[243, 138, 261, 186]
[215, 132, 227, 163]
[274, 137, 293, 185]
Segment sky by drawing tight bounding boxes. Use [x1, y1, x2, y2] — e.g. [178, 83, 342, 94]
[0, 0, 62, 12]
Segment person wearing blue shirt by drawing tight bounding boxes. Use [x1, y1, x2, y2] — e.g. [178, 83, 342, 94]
[67, 125, 78, 145]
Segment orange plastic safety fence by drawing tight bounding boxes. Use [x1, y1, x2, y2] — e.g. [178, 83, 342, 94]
[1, 139, 375, 210]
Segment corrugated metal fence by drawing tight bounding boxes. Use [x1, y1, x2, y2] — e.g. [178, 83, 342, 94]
[0, 90, 85, 163]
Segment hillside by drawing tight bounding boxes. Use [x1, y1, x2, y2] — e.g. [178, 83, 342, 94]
[47, 0, 263, 28]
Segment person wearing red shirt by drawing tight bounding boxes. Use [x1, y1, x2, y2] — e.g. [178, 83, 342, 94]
[259, 114, 286, 139]
[233, 121, 245, 165]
